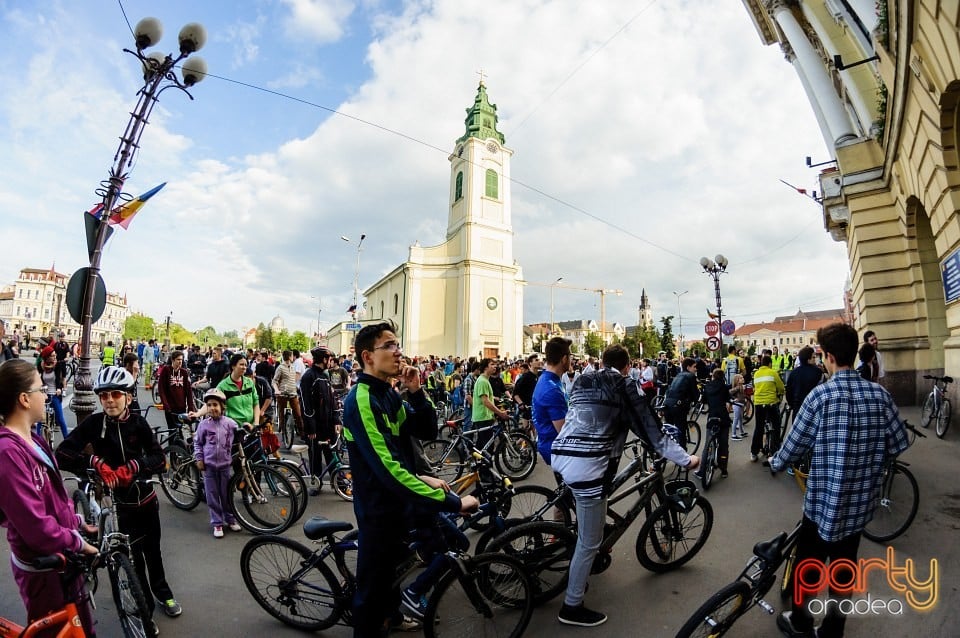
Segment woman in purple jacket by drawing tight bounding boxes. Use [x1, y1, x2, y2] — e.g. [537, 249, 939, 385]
[0, 359, 99, 635]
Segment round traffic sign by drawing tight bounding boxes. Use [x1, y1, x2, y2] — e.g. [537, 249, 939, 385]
[706, 336, 721, 351]
[66, 268, 107, 325]
[704, 321, 719, 337]
[721, 319, 736, 336]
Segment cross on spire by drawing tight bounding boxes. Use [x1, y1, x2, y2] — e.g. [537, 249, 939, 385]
[476, 68, 487, 86]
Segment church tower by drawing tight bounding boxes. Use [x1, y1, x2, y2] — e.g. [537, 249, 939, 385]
[639, 289, 653, 329]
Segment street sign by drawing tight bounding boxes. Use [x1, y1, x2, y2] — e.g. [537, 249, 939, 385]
[704, 321, 719, 337]
[345, 323, 363, 332]
[721, 319, 736, 336]
[706, 336, 721, 352]
[65, 268, 106, 325]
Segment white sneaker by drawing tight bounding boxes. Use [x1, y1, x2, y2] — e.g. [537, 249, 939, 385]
[750, 454, 758, 462]
[213, 526, 224, 538]
[228, 523, 242, 532]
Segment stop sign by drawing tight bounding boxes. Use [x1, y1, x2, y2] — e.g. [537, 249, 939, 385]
[704, 321, 719, 336]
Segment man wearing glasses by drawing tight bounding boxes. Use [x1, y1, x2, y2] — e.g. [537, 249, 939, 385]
[342, 322, 477, 637]
[56, 366, 180, 636]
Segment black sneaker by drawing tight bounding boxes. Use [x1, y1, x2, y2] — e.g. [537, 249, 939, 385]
[147, 619, 160, 637]
[400, 587, 427, 622]
[776, 611, 815, 637]
[558, 603, 607, 627]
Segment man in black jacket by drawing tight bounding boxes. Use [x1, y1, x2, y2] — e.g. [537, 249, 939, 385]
[785, 346, 823, 417]
[300, 346, 342, 495]
[664, 357, 699, 448]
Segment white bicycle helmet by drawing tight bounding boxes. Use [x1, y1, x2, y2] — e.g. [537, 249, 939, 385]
[94, 366, 136, 392]
[203, 387, 227, 404]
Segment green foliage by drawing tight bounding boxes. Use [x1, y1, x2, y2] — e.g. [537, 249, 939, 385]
[255, 323, 274, 351]
[123, 314, 156, 340]
[659, 316, 675, 359]
[583, 332, 604, 357]
[619, 334, 640, 358]
[688, 341, 708, 358]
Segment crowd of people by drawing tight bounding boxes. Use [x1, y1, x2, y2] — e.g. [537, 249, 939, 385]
[0, 320, 910, 638]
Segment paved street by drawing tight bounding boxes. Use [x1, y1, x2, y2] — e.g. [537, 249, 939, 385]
[1, 384, 957, 637]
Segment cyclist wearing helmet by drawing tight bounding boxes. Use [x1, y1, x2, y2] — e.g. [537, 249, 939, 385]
[56, 366, 181, 634]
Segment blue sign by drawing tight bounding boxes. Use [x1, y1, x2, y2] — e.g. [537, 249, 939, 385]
[941, 248, 960, 304]
[345, 322, 363, 332]
[720, 319, 736, 336]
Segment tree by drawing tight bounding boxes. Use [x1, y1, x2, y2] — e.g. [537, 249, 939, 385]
[289, 331, 311, 352]
[636, 324, 662, 360]
[688, 340, 708, 358]
[659, 316, 676, 358]
[583, 331, 604, 357]
[620, 334, 641, 358]
[123, 314, 155, 341]
[255, 323, 274, 351]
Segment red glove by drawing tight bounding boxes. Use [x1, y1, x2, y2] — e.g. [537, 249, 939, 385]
[91, 456, 118, 489]
[115, 466, 134, 488]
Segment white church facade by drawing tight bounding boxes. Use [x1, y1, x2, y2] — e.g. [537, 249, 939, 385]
[360, 82, 525, 358]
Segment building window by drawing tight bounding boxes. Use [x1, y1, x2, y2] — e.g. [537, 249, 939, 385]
[455, 171, 463, 201]
[393, 294, 399, 315]
[485, 169, 498, 199]
[380, 301, 384, 318]
[17, 289, 22, 298]
[762, 339, 766, 346]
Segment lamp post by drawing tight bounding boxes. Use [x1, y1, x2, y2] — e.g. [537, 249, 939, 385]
[71, 17, 208, 424]
[699, 254, 729, 356]
[310, 296, 322, 344]
[341, 235, 366, 321]
[672, 290, 688, 355]
[549, 276, 563, 336]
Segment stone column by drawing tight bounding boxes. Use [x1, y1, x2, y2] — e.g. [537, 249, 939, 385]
[782, 42, 834, 152]
[765, 0, 858, 146]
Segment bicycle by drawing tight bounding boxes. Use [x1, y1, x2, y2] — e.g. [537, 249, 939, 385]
[285, 435, 353, 501]
[422, 419, 537, 482]
[486, 440, 713, 605]
[0, 552, 96, 638]
[758, 403, 781, 460]
[698, 417, 725, 491]
[674, 518, 802, 637]
[277, 398, 299, 451]
[156, 413, 205, 511]
[68, 472, 152, 638]
[239, 515, 534, 637]
[229, 423, 301, 534]
[920, 373, 952, 438]
[38, 395, 57, 448]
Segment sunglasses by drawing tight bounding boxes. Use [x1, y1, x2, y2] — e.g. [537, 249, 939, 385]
[97, 390, 127, 401]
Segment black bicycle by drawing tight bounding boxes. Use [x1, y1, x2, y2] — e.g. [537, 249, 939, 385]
[240, 515, 534, 637]
[422, 419, 537, 482]
[698, 417, 724, 491]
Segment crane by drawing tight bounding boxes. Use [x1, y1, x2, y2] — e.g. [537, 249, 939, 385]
[527, 280, 624, 342]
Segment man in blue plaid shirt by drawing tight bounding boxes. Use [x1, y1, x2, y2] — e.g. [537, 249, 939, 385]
[769, 323, 910, 638]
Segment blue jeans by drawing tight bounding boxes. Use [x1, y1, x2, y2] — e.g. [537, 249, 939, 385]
[564, 493, 607, 607]
[35, 395, 68, 438]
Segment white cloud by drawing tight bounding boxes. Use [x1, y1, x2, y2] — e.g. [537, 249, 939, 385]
[219, 18, 265, 68]
[0, 0, 850, 345]
[280, 0, 355, 43]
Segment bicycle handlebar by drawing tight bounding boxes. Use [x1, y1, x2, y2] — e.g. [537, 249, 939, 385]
[923, 374, 953, 384]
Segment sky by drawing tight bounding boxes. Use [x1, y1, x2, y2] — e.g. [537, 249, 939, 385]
[0, 0, 851, 344]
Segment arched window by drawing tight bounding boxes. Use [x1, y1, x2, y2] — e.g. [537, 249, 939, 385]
[393, 294, 399, 315]
[455, 171, 463, 201]
[485, 169, 498, 199]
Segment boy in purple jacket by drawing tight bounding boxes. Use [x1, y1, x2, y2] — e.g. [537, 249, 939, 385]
[193, 388, 245, 538]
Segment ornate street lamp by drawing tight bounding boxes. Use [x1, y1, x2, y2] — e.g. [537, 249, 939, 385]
[341, 235, 366, 322]
[699, 254, 729, 356]
[71, 17, 208, 424]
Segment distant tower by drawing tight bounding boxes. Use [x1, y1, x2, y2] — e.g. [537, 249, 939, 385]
[638, 289, 653, 329]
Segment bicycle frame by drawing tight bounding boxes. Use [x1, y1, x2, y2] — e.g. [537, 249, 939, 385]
[738, 521, 802, 613]
[0, 602, 86, 637]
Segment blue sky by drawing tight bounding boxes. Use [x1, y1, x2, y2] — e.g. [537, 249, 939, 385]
[0, 0, 850, 343]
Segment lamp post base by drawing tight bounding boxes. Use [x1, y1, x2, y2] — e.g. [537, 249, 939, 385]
[69, 354, 98, 426]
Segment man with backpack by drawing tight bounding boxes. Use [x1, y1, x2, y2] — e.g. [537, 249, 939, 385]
[300, 345, 342, 495]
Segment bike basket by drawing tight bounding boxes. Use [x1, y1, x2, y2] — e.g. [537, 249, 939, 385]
[664, 479, 699, 512]
[744, 385, 754, 397]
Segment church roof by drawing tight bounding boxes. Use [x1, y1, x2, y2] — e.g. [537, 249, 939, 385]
[456, 82, 505, 145]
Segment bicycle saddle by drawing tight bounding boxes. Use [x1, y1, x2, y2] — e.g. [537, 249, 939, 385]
[290, 444, 309, 454]
[753, 531, 787, 563]
[303, 516, 354, 540]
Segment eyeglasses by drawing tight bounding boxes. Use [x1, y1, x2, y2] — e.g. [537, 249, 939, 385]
[23, 386, 45, 396]
[97, 390, 127, 401]
[374, 342, 402, 353]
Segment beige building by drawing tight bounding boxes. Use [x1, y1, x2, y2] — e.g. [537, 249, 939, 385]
[742, 1, 960, 404]
[734, 308, 847, 353]
[329, 82, 525, 358]
[0, 266, 129, 346]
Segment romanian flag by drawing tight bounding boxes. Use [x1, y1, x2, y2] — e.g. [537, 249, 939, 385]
[108, 182, 166, 229]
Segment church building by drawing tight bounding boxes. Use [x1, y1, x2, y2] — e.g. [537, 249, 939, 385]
[360, 82, 525, 358]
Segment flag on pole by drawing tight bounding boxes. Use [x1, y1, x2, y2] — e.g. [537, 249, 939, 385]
[347, 304, 358, 313]
[706, 308, 719, 319]
[86, 202, 105, 219]
[108, 182, 166, 229]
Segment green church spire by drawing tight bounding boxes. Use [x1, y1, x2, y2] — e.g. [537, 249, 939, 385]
[457, 81, 505, 145]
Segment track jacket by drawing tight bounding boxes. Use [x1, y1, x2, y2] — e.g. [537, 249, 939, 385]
[343, 373, 461, 526]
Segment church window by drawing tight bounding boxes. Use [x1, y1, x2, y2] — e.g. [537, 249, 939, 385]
[455, 171, 463, 201]
[393, 294, 399, 315]
[485, 169, 498, 199]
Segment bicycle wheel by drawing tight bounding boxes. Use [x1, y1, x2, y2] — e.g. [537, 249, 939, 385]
[494, 432, 537, 481]
[936, 399, 951, 438]
[685, 420, 701, 455]
[231, 466, 298, 534]
[742, 397, 754, 424]
[107, 551, 151, 638]
[268, 459, 308, 521]
[151, 383, 161, 406]
[635, 499, 713, 573]
[700, 436, 717, 491]
[422, 439, 466, 482]
[240, 535, 343, 630]
[330, 465, 354, 501]
[161, 444, 203, 511]
[863, 464, 919, 542]
[485, 520, 576, 606]
[919, 392, 935, 428]
[425, 553, 534, 638]
[509, 485, 573, 526]
[282, 411, 296, 451]
[675, 580, 751, 638]
[73, 489, 94, 526]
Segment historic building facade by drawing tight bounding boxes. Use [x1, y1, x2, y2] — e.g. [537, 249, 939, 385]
[742, 0, 960, 404]
[341, 82, 525, 358]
